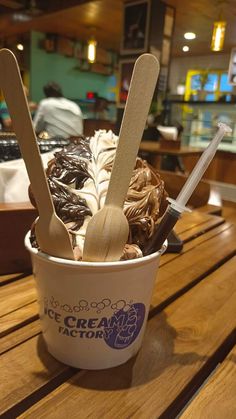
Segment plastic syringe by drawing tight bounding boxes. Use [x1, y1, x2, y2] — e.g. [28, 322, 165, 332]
[144, 122, 232, 256]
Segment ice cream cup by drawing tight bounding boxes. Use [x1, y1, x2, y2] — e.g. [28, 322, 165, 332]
[25, 232, 167, 370]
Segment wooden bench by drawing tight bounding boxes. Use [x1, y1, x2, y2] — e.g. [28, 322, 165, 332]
[159, 169, 211, 208]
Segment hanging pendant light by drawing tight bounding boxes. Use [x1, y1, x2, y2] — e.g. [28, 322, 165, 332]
[87, 36, 97, 63]
[211, 20, 226, 52]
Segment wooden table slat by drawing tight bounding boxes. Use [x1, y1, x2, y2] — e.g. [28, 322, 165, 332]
[0, 320, 41, 355]
[0, 334, 75, 417]
[175, 212, 224, 242]
[17, 256, 236, 419]
[194, 203, 222, 216]
[0, 300, 39, 338]
[161, 221, 233, 266]
[175, 211, 218, 233]
[180, 345, 236, 419]
[0, 272, 27, 286]
[222, 202, 236, 225]
[151, 223, 236, 310]
[0, 275, 36, 319]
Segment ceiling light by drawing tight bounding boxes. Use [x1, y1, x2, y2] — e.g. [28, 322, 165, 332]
[16, 43, 24, 51]
[182, 46, 189, 52]
[87, 37, 97, 63]
[184, 32, 196, 40]
[211, 21, 226, 52]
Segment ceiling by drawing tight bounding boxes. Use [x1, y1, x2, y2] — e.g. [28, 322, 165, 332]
[0, 0, 235, 57]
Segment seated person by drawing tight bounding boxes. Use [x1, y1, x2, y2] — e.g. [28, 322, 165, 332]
[33, 82, 83, 138]
[159, 122, 185, 173]
[23, 85, 37, 118]
[142, 109, 185, 173]
[94, 96, 109, 120]
[0, 100, 12, 131]
[0, 86, 37, 131]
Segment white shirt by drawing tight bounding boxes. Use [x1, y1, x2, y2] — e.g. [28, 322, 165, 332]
[33, 97, 83, 138]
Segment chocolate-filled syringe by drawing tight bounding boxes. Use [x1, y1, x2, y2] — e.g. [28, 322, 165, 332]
[144, 122, 232, 256]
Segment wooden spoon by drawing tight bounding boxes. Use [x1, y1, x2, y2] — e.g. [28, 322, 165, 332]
[0, 48, 74, 260]
[83, 53, 160, 262]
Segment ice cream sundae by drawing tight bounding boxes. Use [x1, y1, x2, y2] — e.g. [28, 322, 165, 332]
[30, 130, 168, 260]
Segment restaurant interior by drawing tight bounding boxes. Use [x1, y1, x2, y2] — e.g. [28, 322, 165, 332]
[1, 0, 236, 184]
[0, 1, 235, 417]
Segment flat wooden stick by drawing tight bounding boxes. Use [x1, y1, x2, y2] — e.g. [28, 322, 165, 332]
[0, 49, 74, 260]
[83, 54, 160, 262]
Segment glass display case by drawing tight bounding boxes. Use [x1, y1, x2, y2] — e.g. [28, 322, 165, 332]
[166, 100, 236, 152]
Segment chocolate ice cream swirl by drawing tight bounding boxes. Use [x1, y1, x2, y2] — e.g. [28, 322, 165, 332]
[32, 130, 167, 259]
[124, 158, 167, 250]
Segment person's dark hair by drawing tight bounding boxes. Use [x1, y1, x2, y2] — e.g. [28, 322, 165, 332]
[43, 82, 63, 98]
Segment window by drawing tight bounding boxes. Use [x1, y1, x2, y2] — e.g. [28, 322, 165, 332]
[185, 70, 233, 101]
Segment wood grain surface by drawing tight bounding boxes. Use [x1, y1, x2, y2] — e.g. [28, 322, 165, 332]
[174, 212, 224, 241]
[139, 142, 203, 156]
[0, 276, 36, 319]
[0, 320, 41, 355]
[1, 206, 235, 418]
[0, 300, 38, 338]
[17, 257, 236, 419]
[180, 345, 236, 419]
[0, 272, 26, 286]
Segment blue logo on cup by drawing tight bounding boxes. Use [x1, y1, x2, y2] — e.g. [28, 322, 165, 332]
[103, 303, 145, 349]
[44, 297, 146, 348]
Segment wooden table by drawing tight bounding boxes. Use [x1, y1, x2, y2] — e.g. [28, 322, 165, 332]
[139, 141, 203, 156]
[1, 208, 236, 418]
[139, 141, 203, 171]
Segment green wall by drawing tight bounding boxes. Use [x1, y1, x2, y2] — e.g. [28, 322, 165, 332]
[30, 31, 116, 103]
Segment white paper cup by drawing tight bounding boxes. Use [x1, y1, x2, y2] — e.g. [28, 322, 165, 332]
[25, 232, 166, 370]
